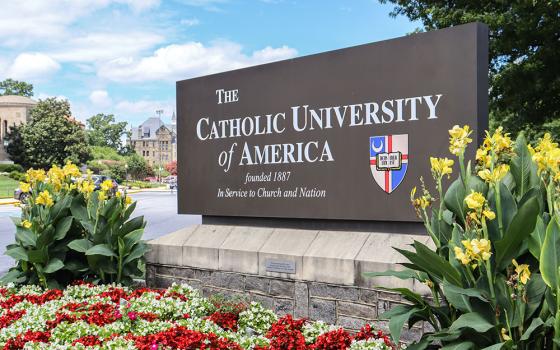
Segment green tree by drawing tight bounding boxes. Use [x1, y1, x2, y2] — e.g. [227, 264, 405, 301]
[4, 124, 26, 167]
[7, 98, 91, 169]
[127, 153, 149, 180]
[379, 1, 560, 141]
[0, 78, 33, 97]
[86, 114, 128, 151]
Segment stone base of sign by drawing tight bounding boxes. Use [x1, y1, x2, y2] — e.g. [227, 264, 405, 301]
[145, 224, 434, 343]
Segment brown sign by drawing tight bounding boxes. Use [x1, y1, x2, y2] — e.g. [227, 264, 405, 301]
[177, 22, 488, 222]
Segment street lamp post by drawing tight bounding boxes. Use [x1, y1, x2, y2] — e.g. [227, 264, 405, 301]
[125, 163, 129, 188]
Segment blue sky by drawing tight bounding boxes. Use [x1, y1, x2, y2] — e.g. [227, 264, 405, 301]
[0, 0, 418, 127]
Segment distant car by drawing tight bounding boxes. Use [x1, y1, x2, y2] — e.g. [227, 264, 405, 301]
[90, 175, 118, 194]
[13, 188, 28, 202]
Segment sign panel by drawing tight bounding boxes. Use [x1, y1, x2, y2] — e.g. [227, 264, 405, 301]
[177, 22, 488, 222]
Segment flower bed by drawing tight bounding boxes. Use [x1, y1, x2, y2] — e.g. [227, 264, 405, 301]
[0, 282, 397, 349]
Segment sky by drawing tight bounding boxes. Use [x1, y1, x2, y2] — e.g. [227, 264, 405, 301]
[0, 0, 419, 128]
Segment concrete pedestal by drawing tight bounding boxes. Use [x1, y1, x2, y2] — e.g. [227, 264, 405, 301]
[145, 224, 434, 343]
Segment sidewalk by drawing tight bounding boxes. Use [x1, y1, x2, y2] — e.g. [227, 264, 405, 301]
[0, 198, 18, 206]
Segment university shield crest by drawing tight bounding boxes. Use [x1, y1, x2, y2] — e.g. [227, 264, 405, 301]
[369, 134, 408, 193]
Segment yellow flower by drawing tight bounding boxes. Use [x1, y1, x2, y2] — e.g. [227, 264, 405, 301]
[26, 169, 46, 184]
[19, 182, 31, 193]
[47, 165, 65, 191]
[483, 209, 496, 220]
[21, 220, 32, 229]
[478, 164, 510, 184]
[448, 125, 473, 156]
[101, 179, 113, 192]
[78, 180, 95, 195]
[471, 239, 492, 261]
[501, 328, 511, 341]
[125, 196, 133, 205]
[115, 191, 122, 198]
[430, 157, 454, 179]
[63, 162, 81, 178]
[98, 191, 107, 201]
[464, 191, 486, 210]
[489, 127, 513, 153]
[35, 190, 54, 207]
[454, 246, 472, 265]
[512, 259, 531, 285]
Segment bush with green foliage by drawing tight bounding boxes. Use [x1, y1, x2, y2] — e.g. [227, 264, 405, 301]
[0, 163, 24, 173]
[367, 126, 560, 349]
[1, 162, 146, 288]
[8, 171, 25, 182]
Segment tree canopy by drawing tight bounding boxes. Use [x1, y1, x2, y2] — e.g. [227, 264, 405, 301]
[379, 0, 560, 141]
[86, 113, 128, 151]
[6, 98, 90, 169]
[0, 79, 34, 97]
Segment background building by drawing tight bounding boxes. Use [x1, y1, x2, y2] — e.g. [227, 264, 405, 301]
[0, 95, 37, 163]
[129, 113, 177, 168]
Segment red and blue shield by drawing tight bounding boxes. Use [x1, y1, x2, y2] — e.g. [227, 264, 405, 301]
[369, 134, 408, 193]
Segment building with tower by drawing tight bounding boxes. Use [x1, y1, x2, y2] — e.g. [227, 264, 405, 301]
[128, 112, 177, 168]
[0, 95, 37, 163]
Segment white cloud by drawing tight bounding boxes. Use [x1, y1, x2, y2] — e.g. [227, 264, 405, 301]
[180, 18, 200, 27]
[0, 0, 159, 46]
[98, 41, 297, 82]
[89, 90, 113, 108]
[50, 32, 164, 63]
[115, 99, 174, 116]
[5, 53, 60, 80]
[178, 0, 227, 11]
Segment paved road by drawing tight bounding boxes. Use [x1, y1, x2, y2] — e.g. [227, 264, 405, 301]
[0, 191, 201, 275]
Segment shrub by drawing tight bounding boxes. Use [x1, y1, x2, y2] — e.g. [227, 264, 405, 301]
[8, 170, 25, 181]
[0, 164, 24, 173]
[1, 162, 144, 288]
[367, 126, 560, 349]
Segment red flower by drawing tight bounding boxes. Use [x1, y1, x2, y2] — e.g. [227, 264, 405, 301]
[0, 310, 26, 329]
[207, 311, 239, 331]
[3, 330, 50, 350]
[72, 335, 102, 346]
[265, 315, 307, 350]
[354, 324, 395, 348]
[310, 329, 352, 350]
[128, 326, 242, 350]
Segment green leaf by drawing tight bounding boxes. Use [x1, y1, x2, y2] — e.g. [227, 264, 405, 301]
[5, 247, 29, 261]
[481, 344, 505, 350]
[397, 241, 462, 286]
[520, 317, 544, 341]
[16, 227, 36, 247]
[444, 178, 466, 225]
[54, 216, 73, 241]
[495, 196, 539, 270]
[123, 243, 147, 265]
[528, 216, 546, 259]
[540, 217, 560, 290]
[0, 269, 25, 284]
[120, 216, 145, 235]
[28, 247, 48, 264]
[440, 342, 476, 350]
[448, 312, 495, 333]
[43, 258, 64, 274]
[85, 244, 117, 257]
[68, 239, 93, 253]
[510, 132, 534, 198]
[123, 228, 144, 249]
[383, 304, 421, 344]
[363, 269, 420, 280]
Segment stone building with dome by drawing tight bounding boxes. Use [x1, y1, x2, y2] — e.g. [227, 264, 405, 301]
[0, 95, 37, 163]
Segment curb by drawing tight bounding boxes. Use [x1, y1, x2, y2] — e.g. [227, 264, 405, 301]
[0, 199, 19, 206]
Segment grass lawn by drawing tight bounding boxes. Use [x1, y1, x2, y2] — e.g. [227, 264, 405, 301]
[0, 174, 17, 198]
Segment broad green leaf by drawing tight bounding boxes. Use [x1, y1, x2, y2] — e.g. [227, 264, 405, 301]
[5, 247, 29, 261]
[16, 227, 36, 247]
[442, 280, 488, 312]
[85, 244, 117, 257]
[123, 228, 144, 250]
[120, 216, 145, 235]
[43, 258, 64, 274]
[528, 216, 546, 259]
[444, 179, 466, 225]
[68, 239, 93, 253]
[70, 197, 89, 223]
[495, 196, 539, 270]
[525, 273, 547, 320]
[28, 247, 48, 264]
[123, 243, 147, 265]
[540, 217, 560, 290]
[520, 317, 544, 341]
[54, 216, 73, 241]
[382, 304, 421, 344]
[441, 342, 476, 350]
[363, 269, 420, 280]
[0, 269, 25, 284]
[448, 312, 495, 333]
[481, 344, 505, 350]
[510, 133, 534, 198]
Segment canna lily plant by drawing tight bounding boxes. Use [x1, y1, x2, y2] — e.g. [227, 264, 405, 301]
[367, 125, 560, 349]
[1, 162, 147, 288]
